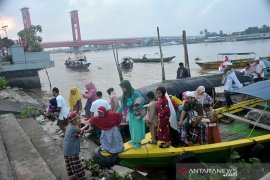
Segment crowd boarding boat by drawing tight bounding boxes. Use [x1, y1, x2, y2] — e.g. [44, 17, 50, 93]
[92, 76, 270, 171]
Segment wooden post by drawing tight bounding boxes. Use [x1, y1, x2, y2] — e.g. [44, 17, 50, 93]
[157, 27, 166, 82]
[182, 30, 191, 77]
[112, 43, 123, 82]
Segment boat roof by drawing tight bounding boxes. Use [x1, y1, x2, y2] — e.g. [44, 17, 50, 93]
[218, 52, 256, 56]
[231, 80, 270, 100]
[138, 72, 251, 100]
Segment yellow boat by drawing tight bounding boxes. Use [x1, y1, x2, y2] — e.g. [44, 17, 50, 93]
[92, 98, 270, 171]
[196, 52, 270, 70]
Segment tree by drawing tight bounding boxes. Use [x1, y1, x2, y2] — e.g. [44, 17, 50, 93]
[17, 25, 43, 52]
[200, 30, 203, 37]
[219, 30, 224, 36]
[0, 37, 14, 49]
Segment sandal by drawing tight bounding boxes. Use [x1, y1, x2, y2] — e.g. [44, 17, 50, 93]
[159, 144, 170, 148]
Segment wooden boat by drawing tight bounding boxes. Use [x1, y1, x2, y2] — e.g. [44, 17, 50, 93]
[196, 52, 270, 70]
[120, 57, 133, 70]
[92, 79, 270, 172]
[131, 55, 175, 63]
[64, 56, 91, 69]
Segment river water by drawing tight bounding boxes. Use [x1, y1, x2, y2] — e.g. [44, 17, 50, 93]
[38, 39, 270, 101]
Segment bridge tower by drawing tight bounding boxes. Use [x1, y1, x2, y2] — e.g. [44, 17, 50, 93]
[70, 10, 81, 42]
[21, 7, 32, 29]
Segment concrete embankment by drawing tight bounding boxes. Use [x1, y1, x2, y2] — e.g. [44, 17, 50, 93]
[0, 88, 139, 179]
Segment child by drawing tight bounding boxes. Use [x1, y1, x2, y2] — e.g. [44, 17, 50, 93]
[156, 87, 171, 148]
[63, 112, 88, 180]
[91, 106, 124, 154]
[203, 103, 221, 144]
[143, 91, 158, 144]
[44, 98, 57, 117]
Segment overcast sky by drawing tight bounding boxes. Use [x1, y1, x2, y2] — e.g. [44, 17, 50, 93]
[1, 0, 270, 42]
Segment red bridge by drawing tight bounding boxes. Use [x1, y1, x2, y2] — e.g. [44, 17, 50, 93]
[20, 8, 143, 49]
[40, 38, 143, 49]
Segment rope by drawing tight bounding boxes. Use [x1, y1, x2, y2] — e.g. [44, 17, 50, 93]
[247, 101, 268, 138]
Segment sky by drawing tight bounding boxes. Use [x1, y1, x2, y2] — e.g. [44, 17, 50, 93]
[0, 0, 270, 42]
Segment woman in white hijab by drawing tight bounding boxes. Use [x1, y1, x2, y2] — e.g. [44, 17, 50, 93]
[193, 86, 214, 105]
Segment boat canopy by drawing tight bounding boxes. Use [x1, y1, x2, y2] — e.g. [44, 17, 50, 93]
[137, 72, 251, 100]
[230, 80, 270, 100]
[218, 52, 256, 56]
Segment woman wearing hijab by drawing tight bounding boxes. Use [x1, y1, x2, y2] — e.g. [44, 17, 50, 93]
[82, 82, 97, 118]
[118, 80, 145, 150]
[193, 86, 214, 105]
[69, 86, 82, 114]
[91, 106, 124, 153]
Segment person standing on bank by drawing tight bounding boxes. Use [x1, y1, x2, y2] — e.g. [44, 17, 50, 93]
[118, 80, 145, 150]
[82, 82, 97, 118]
[52, 87, 70, 137]
[176, 62, 189, 79]
[68, 86, 83, 115]
[221, 62, 243, 107]
[90, 91, 111, 117]
[64, 112, 88, 180]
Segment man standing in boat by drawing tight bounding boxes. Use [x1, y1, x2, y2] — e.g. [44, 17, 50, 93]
[221, 62, 243, 107]
[249, 57, 266, 83]
[176, 62, 189, 79]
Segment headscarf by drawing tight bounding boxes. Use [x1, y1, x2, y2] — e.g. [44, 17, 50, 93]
[68, 86, 82, 111]
[119, 80, 135, 105]
[85, 81, 96, 91]
[91, 106, 123, 130]
[194, 86, 205, 104]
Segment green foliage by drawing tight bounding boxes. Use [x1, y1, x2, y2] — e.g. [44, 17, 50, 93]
[20, 107, 39, 118]
[17, 25, 43, 52]
[0, 37, 14, 49]
[200, 24, 270, 37]
[0, 76, 8, 90]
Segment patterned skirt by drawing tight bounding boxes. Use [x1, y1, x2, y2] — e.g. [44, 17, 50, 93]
[64, 156, 85, 179]
[100, 126, 124, 154]
[185, 122, 206, 145]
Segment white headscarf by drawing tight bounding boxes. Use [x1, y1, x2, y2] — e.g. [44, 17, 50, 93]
[165, 93, 178, 131]
[194, 86, 205, 104]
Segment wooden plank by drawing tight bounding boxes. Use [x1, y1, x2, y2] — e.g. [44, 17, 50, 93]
[243, 106, 270, 114]
[222, 113, 270, 131]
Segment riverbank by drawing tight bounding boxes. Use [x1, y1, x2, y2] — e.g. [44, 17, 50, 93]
[0, 88, 147, 179]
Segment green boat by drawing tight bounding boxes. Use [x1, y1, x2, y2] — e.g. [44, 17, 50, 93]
[92, 81, 270, 172]
[131, 55, 175, 63]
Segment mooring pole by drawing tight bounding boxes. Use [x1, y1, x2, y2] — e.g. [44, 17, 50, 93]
[182, 30, 191, 77]
[112, 43, 123, 82]
[157, 27, 166, 82]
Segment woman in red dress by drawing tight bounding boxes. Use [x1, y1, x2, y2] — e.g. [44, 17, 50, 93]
[156, 86, 171, 148]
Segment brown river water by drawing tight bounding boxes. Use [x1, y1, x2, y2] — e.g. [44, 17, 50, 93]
[38, 39, 270, 102]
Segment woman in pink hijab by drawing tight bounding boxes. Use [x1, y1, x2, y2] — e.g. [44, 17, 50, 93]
[82, 82, 97, 118]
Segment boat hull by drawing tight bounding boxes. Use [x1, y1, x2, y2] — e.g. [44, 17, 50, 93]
[196, 56, 270, 69]
[65, 63, 91, 69]
[132, 56, 175, 63]
[120, 62, 133, 69]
